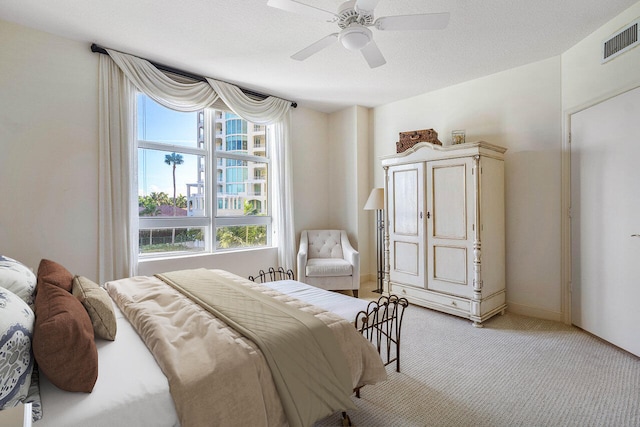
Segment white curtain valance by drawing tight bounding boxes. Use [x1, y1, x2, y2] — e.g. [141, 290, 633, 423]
[207, 78, 290, 124]
[107, 49, 219, 112]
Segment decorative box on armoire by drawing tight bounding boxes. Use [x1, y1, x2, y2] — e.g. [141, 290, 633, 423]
[381, 141, 507, 327]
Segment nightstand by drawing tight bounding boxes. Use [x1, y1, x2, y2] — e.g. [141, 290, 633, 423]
[0, 402, 32, 427]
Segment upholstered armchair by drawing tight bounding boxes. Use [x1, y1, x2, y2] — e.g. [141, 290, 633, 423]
[297, 230, 360, 298]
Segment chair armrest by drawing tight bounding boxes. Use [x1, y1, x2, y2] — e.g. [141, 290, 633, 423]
[341, 232, 359, 265]
[341, 232, 360, 288]
[297, 231, 309, 280]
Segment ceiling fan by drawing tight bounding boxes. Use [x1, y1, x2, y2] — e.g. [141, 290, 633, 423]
[267, 0, 450, 68]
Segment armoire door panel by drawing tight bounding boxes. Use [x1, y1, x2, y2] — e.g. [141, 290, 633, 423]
[432, 245, 467, 285]
[388, 162, 425, 288]
[392, 168, 419, 235]
[427, 157, 474, 298]
[393, 241, 419, 275]
[431, 163, 467, 239]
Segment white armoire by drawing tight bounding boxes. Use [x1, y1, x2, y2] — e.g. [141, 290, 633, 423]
[381, 141, 506, 327]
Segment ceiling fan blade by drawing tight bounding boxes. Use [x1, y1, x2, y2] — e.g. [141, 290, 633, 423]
[375, 12, 450, 31]
[355, 0, 382, 13]
[361, 40, 386, 68]
[291, 33, 339, 61]
[267, 0, 338, 22]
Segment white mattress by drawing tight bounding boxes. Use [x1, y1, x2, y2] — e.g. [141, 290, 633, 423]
[37, 279, 369, 426]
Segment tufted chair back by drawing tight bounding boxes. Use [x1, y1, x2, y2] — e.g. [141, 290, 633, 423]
[307, 230, 344, 259]
[297, 229, 360, 297]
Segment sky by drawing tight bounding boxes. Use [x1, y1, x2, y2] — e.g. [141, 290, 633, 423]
[137, 94, 201, 198]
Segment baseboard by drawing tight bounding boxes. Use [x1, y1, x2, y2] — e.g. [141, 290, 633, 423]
[506, 301, 564, 323]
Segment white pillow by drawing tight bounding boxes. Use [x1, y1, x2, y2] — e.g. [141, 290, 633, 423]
[0, 287, 35, 410]
[0, 256, 36, 309]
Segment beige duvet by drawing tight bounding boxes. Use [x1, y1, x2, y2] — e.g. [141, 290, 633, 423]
[105, 269, 387, 427]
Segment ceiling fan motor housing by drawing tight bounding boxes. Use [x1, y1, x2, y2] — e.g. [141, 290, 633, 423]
[337, 0, 374, 28]
[339, 24, 373, 50]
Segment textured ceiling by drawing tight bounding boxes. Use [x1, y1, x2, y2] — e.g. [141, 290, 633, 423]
[1, 0, 637, 112]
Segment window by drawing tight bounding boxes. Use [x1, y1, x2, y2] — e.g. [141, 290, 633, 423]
[136, 93, 270, 256]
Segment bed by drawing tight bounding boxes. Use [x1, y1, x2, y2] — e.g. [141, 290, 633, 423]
[32, 267, 407, 427]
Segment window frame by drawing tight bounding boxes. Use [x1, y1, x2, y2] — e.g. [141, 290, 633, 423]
[136, 94, 272, 258]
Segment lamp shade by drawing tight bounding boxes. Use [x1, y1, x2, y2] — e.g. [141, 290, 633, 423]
[364, 188, 384, 210]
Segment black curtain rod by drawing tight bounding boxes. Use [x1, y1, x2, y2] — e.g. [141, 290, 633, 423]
[91, 43, 297, 108]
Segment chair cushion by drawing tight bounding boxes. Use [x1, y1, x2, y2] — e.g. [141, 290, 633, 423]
[307, 230, 344, 259]
[305, 258, 353, 277]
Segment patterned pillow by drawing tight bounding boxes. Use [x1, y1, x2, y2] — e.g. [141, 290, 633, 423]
[0, 256, 37, 309]
[0, 288, 35, 410]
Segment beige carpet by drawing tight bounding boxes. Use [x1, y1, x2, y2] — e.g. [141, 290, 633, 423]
[316, 302, 640, 426]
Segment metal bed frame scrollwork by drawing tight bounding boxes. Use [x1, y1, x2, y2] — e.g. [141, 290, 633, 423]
[355, 294, 409, 372]
[248, 267, 295, 283]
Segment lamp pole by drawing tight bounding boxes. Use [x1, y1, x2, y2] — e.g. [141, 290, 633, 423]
[374, 208, 384, 293]
[364, 188, 385, 293]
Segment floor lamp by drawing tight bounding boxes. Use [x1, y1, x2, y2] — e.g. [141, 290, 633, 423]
[364, 188, 385, 293]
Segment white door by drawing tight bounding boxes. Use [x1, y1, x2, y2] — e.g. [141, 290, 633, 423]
[388, 163, 425, 288]
[426, 157, 474, 298]
[571, 86, 640, 357]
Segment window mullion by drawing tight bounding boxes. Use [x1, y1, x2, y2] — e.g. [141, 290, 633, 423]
[139, 140, 207, 157]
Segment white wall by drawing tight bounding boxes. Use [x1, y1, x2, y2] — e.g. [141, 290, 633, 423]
[326, 106, 376, 282]
[290, 106, 330, 232]
[559, 2, 640, 321]
[355, 106, 375, 282]
[0, 20, 99, 278]
[328, 107, 356, 234]
[562, 2, 640, 112]
[372, 57, 564, 320]
[137, 248, 278, 279]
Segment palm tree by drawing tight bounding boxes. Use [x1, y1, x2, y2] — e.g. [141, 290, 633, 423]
[149, 191, 170, 206]
[175, 194, 187, 208]
[165, 152, 184, 244]
[164, 153, 184, 216]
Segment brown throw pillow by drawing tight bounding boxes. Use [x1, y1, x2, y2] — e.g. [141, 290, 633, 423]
[37, 259, 74, 292]
[33, 281, 98, 393]
[72, 275, 117, 341]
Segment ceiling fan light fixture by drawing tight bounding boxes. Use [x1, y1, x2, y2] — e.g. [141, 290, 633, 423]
[339, 24, 372, 50]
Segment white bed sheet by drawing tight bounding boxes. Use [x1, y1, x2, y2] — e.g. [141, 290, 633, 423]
[36, 279, 370, 426]
[38, 301, 179, 427]
[262, 280, 370, 324]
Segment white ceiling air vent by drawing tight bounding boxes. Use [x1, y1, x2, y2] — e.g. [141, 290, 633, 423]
[602, 20, 639, 63]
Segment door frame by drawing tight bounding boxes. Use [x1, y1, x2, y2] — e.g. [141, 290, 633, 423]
[561, 80, 640, 325]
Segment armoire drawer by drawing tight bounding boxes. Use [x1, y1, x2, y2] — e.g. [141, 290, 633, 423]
[391, 282, 471, 314]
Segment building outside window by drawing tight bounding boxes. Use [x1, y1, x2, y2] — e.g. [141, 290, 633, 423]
[136, 93, 270, 256]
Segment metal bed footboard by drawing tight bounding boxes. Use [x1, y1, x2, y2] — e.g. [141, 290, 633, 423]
[247, 270, 408, 372]
[248, 267, 295, 283]
[355, 294, 409, 373]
